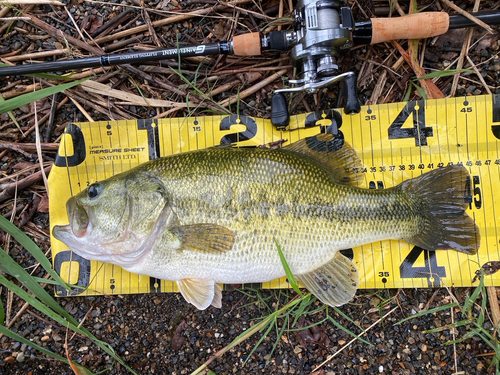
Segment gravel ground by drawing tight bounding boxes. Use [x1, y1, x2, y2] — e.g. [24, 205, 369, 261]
[1, 0, 500, 374]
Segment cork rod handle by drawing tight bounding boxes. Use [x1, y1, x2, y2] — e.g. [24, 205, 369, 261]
[370, 12, 450, 44]
[232, 33, 262, 56]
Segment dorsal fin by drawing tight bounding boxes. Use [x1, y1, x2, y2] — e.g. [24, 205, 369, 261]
[284, 133, 365, 186]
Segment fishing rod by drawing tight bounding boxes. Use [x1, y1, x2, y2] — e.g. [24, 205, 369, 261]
[1, 2, 500, 127]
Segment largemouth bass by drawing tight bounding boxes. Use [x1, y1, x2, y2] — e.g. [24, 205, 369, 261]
[53, 134, 480, 310]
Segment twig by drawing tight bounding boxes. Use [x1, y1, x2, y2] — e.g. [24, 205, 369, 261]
[0, 143, 36, 158]
[20, 97, 70, 141]
[487, 287, 500, 332]
[80, 80, 188, 108]
[142, 4, 161, 47]
[90, 9, 134, 38]
[465, 55, 492, 95]
[92, 0, 254, 45]
[24, 12, 103, 56]
[368, 69, 387, 105]
[2, 83, 41, 100]
[450, 0, 481, 96]
[440, 0, 495, 34]
[0, 16, 30, 21]
[219, 68, 287, 107]
[33, 97, 49, 194]
[4, 49, 69, 62]
[3, 0, 63, 4]
[0, 165, 52, 203]
[313, 306, 399, 372]
[44, 93, 58, 142]
[423, 288, 442, 312]
[451, 303, 458, 373]
[68, 96, 95, 122]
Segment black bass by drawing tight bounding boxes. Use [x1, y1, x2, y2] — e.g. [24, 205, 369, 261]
[53, 134, 480, 310]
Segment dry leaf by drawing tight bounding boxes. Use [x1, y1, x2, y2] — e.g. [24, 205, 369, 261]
[19, 195, 41, 227]
[171, 320, 187, 350]
[89, 17, 103, 34]
[38, 194, 49, 213]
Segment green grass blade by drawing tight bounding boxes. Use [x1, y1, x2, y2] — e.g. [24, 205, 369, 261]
[0, 273, 135, 373]
[274, 238, 303, 297]
[267, 314, 288, 364]
[0, 249, 79, 323]
[412, 82, 428, 100]
[395, 302, 459, 324]
[0, 324, 70, 365]
[416, 69, 474, 80]
[0, 294, 4, 325]
[244, 320, 274, 365]
[0, 64, 75, 80]
[331, 306, 365, 331]
[0, 92, 23, 133]
[327, 315, 371, 346]
[464, 270, 485, 313]
[0, 273, 91, 336]
[291, 294, 316, 327]
[24, 72, 75, 80]
[0, 215, 70, 290]
[403, 82, 413, 102]
[0, 77, 90, 114]
[287, 317, 328, 332]
[0, 324, 97, 374]
[424, 319, 471, 333]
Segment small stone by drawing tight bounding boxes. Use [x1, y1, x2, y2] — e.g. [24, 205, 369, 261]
[19, 105, 30, 114]
[78, 346, 89, 352]
[41, 335, 50, 342]
[293, 346, 302, 354]
[4, 356, 15, 364]
[465, 85, 477, 94]
[16, 352, 25, 363]
[421, 344, 427, 352]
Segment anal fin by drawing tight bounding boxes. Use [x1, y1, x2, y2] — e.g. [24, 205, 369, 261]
[177, 278, 223, 310]
[296, 251, 359, 307]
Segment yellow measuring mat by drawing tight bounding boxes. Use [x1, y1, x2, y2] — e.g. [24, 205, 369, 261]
[49, 94, 500, 297]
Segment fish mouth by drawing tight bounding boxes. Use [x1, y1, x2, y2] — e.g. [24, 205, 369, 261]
[52, 197, 91, 254]
[66, 198, 90, 238]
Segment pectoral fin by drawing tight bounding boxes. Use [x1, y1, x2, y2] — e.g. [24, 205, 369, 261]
[170, 224, 235, 254]
[296, 251, 359, 307]
[177, 278, 223, 310]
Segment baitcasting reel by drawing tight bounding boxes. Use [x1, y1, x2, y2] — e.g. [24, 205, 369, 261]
[265, 0, 361, 128]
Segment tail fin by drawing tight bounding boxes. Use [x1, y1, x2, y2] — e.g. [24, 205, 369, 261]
[400, 165, 480, 255]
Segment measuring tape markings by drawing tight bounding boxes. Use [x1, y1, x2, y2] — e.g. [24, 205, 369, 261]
[49, 96, 500, 297]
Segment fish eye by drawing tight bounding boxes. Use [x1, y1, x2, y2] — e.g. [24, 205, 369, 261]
[88, 183, 101, 199]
